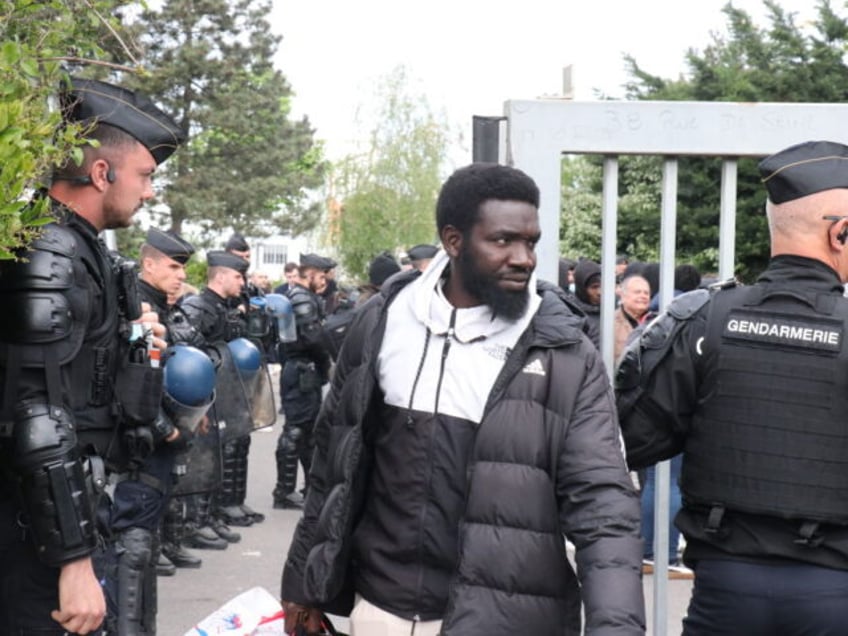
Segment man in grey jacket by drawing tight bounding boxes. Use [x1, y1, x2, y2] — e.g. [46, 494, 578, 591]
[281, 163, 644, 635]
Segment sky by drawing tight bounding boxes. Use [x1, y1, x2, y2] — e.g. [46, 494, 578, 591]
[269, 0, 816, 165]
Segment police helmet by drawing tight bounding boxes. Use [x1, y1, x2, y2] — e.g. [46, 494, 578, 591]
[227, 337, 261, 378]
[164, 345, 216, 406]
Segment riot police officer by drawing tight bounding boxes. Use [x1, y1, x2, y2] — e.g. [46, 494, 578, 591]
[273, 253, 332, 509]
[103, 227, 208, 634]
[221, 233, 270, 527]
[0, 78, 184, 635]
[616, 140, 848, 635]
[136, 228, 207, 577]
[181, 251, 252, 540]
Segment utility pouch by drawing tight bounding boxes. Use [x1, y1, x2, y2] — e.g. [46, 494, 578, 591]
[114, 361, 163, 428]
[297, 361, 320, 392]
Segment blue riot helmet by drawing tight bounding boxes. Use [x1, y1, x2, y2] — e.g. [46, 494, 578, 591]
[227, 337, 261, 381]
[249, 296, 267, 310]
[163, 345, 216, 431]
[265, 293, 296, 343]
[165, 345, 215, 405]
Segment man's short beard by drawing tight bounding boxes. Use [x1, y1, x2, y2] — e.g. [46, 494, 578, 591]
[457, 246, 529, 322]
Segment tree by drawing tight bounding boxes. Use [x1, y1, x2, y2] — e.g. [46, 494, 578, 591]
[0, 0, 131, 257]
[331, 66, 453, 280]
[563, 0, 848, 281]
[127, 0, 326, 240]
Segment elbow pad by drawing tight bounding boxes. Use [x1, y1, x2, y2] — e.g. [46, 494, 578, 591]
[11, 404, 98, 566]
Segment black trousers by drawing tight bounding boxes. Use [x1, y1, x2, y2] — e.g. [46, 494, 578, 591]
[684, 558, 848, 636]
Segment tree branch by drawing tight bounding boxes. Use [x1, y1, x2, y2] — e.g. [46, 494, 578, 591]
[80, 0, 140, 65]
[39, 57, 139, 73]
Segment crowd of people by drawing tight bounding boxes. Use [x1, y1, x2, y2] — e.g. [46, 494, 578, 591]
[3, 76, 848, 636]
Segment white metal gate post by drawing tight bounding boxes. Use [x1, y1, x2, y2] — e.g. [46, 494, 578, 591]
[502, 98, 848, 636]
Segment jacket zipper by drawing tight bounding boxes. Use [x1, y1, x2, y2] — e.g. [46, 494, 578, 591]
[412, 308, 456, 617]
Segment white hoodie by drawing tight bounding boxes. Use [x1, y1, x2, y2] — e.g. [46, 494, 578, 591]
[378, 249, 541, 424]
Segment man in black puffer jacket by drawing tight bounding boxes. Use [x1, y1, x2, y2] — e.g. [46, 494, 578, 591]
[281, 164, 644, 636]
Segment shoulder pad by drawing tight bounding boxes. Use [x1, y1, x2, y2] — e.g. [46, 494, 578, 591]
[30, 224, 78, 258]
[0, 225, 78, 293]
[287, 286, 311, 304]
[616, 295, 706, 415]
[666, 289, 710, 320]
[707, 277, 738, 291]
[0, 226, 87, 349]
[181, 294, 210, 315]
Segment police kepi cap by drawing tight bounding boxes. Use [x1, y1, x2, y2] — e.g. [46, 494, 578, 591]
[758, 140, 848, 204]
[146, 228, 194, 264]
[407, 244, 438, 261]
[300, 253, 334, 270]
[61, 77, 186, 165]
[225, 232, 249, 252]
[207, 250, 249, 274]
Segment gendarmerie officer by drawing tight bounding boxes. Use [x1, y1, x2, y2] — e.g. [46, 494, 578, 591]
[136, 228, 205, 577]
[181, 251, 250, 542]
[104, 228, 201, 634]
[407, 243, 438, 272]
[0, 78, 183, 635]
[221, 233, 268, 528]
[616, 140, 848, 635]
[273, 253, 332, 509]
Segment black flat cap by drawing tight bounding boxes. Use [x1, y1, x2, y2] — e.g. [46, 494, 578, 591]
[207, 250, 249, 274]
[146, 228, 194, 264]
[225, 232, 249, 252]
[407, 244, 438, 261]
[759, 140, 848, 204]
[300, 253, 332, 270]
[61, 78, 186, 165]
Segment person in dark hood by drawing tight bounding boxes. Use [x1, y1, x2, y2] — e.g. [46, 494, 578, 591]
[571, 259, 602, 349]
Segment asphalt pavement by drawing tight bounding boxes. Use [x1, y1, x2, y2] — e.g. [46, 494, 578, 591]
[159, 398, 692, 635]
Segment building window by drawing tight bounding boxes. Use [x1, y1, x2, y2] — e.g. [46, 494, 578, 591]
[263, 245, 288, 265]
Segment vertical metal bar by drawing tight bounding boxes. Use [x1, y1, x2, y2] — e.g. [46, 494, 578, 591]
[600, 156, 619, 381]
[719, 159, 738, 281]
[652, 157, 679, 636]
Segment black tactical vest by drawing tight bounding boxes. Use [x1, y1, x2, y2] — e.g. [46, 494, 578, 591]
[681, 283, 848, 523]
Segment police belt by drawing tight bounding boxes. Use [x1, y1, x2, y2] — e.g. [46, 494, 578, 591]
[113, 470, 171, 495]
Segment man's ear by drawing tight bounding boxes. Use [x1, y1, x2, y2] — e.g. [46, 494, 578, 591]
[440, 225, 463, 259]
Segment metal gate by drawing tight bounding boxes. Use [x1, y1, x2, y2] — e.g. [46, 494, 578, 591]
[500, 98, 848, 635]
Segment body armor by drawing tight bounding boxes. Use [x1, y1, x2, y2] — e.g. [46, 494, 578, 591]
[0, 209, 124, 565]
[682, 283, 848, 523]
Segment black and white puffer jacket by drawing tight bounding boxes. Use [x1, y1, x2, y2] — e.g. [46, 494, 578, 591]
[282, 270, 645, 636]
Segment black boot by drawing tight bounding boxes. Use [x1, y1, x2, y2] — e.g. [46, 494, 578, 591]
[156, 552, 176, 577]
[183, 522, 228, 550]
[210, 517, 241, 543]
[161, 541, 202, 568]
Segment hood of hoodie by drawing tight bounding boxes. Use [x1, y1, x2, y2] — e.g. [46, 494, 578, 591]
[573, 259, 601, 305]
[407, 249, 541, 342]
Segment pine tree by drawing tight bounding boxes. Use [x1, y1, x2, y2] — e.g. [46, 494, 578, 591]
[129, 0, 327, 240]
